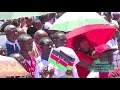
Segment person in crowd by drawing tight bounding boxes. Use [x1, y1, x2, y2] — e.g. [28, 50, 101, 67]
[11, 19, 20, 27]
[32, 20, 42, 30]
[0, 21, 11, 32]
[25, 17, 33, 28]
[103, 12, 119, 29]
[39, 14, 49, 28]
[35, 37, 54, 78]
[27, 20, 42, 38]
[17, 27, 26, 37]
[111, 12, 120, 21]
[3, 25, 20, 56]
[18, 34, 36, 78]
[107, 24, 120, 49]
[19, 17, 27, 28]
[72, 35, 94, 78]
[112, 36, 120, 68]
[87, 44, 117, 78]
[27, 27, 37, 38]
[31, 30, 48, 58]
[50, 31, 79, 78]
[9, 53, 26, 68]
[0, 45, 6, 56]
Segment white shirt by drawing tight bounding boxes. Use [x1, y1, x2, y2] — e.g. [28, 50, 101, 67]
[113, 50, 120, 68]
[87, 71, 99, 78]
[111, 20, 119, 29]
[3, 40, 20, 50]
[48, 46, 79, 78]
[34, 56, 48, 78]
[106, 38, 118, 49]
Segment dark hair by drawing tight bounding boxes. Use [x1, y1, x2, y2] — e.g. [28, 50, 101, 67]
[52, 31, 66, 40]
[39, 37, 52, 46]
[72, 35, 88, 51]
[32, 20, 41, 26]
[0, 22, 11, 32]
[27, 27, 37, 38]
[11, 19, 19, 27]
[18, 33, 32, 42]
[38, 14, 48, 23]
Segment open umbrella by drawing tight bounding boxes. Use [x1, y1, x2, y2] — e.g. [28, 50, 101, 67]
[0, 55, 30, 77]
[0, 12, 54, 19]
[66, 24, 116, 48]
[49, 12, 109, 32]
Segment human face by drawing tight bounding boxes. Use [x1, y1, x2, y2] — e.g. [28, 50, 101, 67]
[41, 40, 53, 58]
[26, 19, 32, 27]
[33, 22, 42, 30]
[24, 38, 33, 52]
[53, 36, 66, 48]
[79, 39, 90, 53]
[7, 27, 18, 43]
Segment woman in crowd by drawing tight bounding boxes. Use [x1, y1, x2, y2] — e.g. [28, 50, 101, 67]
[72, 35, 95, 78]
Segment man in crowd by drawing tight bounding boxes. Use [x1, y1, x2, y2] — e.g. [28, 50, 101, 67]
[32, 30, 48, 58]
[32, 20, 42, 31]
[50, 31, 79, 78]
[87, 44, 117, 78]
[18, 34, 36, 78]
[27, 20, 42, 38]
[3, 25, 20, 56]
[35, 37, 54, 78]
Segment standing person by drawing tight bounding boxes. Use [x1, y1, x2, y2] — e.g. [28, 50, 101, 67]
[31, 30, 48, 58]
[18, 34, 36, 78]
[3, 25, 20, 56]
[51, 31, 79, 78]
[11, 19, 20, 28]
[106, 25, 120, 49]
[35, 37, 54, 78]
[32, 20, 42, 30]
[39, 14, 49, 28]
[72, 35, 94, 78]
[112, 36, 120, 68]
[27, 20, 42, 38]
[87, 44, 117, 78]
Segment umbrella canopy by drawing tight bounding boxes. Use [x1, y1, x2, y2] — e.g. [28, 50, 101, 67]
[66, 24, 116, 48]
[0, 55, 30, 77]
[0, 12, 54, 19]
[49, 12, 109, 32]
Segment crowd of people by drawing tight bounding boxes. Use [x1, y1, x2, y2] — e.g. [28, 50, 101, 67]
[0, 12, 120, 78]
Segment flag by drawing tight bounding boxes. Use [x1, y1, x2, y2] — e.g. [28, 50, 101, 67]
[48, 49, 75, 71]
